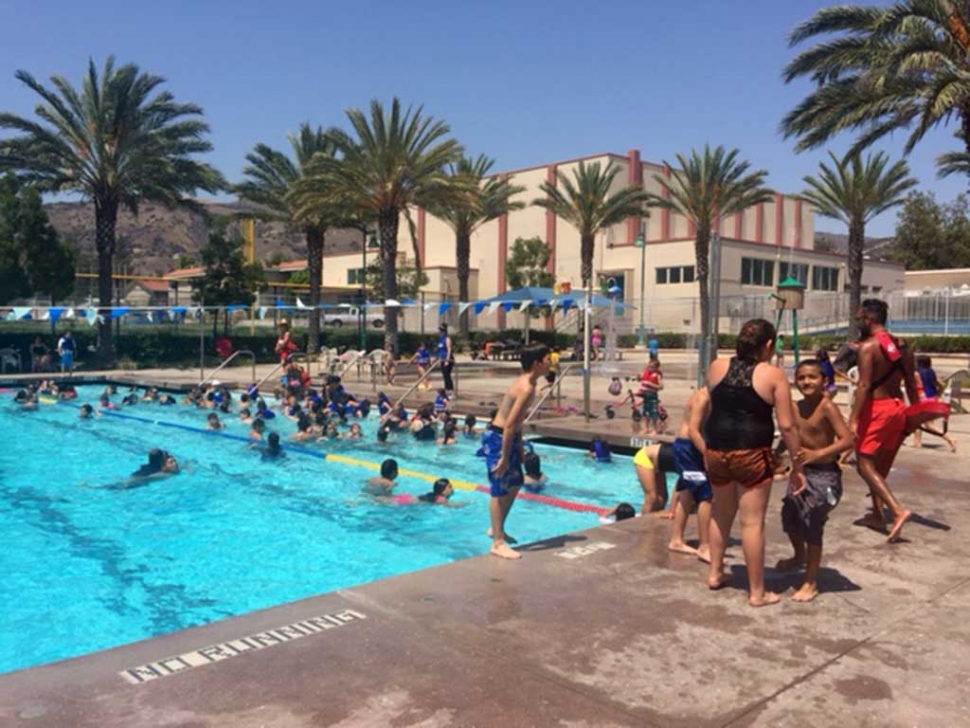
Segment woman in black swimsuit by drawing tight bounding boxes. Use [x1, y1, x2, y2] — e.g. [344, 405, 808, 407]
[691, 319, 804, 607]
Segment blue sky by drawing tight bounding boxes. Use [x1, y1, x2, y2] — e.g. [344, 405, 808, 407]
[0, 0, 963, 236]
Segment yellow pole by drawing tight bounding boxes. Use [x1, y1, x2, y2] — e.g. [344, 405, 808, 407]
[241, 218, 256, 334]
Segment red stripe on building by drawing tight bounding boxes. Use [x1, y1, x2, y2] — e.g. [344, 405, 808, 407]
[417, 207, 426, 264]
[774, 193, 784, 246]
[661, 165, 671, 241]
[626, 149, 643, 244]
[756, 203, 765, 243]
[734, 212, 742, 239]
[546, 164, 557, 275]
[794, 199, 803, 248]
[498, 209, 509, 329]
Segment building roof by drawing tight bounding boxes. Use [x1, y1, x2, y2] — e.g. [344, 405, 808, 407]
[164, 266, 204, 280]
[274, 260, 308, 272]
[133, 279, 171, 293]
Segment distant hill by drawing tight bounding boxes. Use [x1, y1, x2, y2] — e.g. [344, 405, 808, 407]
[44, 199, 364, 276]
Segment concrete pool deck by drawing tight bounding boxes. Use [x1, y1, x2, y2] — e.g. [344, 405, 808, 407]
[1, 354, 969, 725]
[1, 439, 968, 726]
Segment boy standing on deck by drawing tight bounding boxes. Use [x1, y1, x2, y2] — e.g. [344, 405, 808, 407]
[481, 344, 551, 560]
[777, 359, 853, 601]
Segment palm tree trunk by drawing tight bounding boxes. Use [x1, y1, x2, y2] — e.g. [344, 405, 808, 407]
[695, 227, 712, 372]
[580, 233, 595, 289]
[456, 231, 471, 339]
[306, 227, 324, 354]
[847, 217, 865, 338]
[94, 199, 118, 364]
[379, 209, 400, 355]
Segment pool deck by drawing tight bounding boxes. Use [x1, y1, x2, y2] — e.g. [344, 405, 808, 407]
[2, 356, 969, 726]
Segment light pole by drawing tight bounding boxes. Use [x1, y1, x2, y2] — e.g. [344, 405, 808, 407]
[635, 221, 647, 348]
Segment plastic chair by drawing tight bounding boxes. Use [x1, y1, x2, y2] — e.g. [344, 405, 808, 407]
[0, 348, 22, 373]
[943, 370, 969, 414]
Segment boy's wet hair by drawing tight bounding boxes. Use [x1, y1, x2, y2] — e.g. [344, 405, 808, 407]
[376, 427, 389, 442]
[520, 344, 550, 372]
[916, 354, 932, 369]
[464, 414, 476, 427]
[381, 458, 398, 479]
[524, 451, 542, 477]
[861, 298, 889, 324]
[268, 432, 281, 447]
[615, 503, 636, 521]
[795, 359, 823, 375]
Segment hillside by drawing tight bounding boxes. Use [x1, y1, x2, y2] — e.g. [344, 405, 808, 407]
[44, 200, 363, 276]
[814, 231, 896, 258]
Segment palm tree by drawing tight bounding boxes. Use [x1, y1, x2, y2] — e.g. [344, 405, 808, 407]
[292, 98, 464, 354]
[647, 145, 772, 368]
[801, 151, 916, 334]
[782, 1, 970, 179]
[0, 57, 221, 362]
[428, 155, 525, 339]
[237, 124, 339, 354]
[533, 161, 650, 289]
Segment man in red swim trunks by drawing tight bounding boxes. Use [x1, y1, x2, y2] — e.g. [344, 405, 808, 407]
[849, 299, 916, 543]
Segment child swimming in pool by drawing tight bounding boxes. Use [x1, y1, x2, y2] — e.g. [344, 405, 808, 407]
[523, 451, 546, 491]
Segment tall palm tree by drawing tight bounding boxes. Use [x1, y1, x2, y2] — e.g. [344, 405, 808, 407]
[0, 57, 221, 361]
[533, 161, 650, 289]
[428, 154, 525, 338]
[292, 98, 464, 354]
[782, 1, 970, 179]
[801, 151, 916, 334]
[647, 145, 772, 368]
[237, 124, 339, 354]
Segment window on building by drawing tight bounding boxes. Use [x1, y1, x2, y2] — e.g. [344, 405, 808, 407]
[741, 258, 774, 287]
[655, 266, 694, 285]
[347, 268, 365, 285]
[779, 262, 808, 284]
[811, 265, 839, 291]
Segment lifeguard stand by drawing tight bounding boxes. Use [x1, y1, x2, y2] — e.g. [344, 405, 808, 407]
[773, 277, 805, 366]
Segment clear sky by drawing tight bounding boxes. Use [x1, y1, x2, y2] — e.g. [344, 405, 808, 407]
[0, 0, 963, 237]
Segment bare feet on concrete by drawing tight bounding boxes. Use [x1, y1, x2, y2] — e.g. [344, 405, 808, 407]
[490, 542, 521, 560]
[791, 583, 819, 602]
[887, 510, 912, 543]
[748, 592, 781, 608]
[668, 540, 697, 556]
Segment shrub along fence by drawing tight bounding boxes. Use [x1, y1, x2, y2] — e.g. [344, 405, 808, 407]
[3, 321, 970, 370]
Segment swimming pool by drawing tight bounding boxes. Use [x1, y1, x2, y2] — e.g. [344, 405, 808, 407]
[0, 386, 662, 675]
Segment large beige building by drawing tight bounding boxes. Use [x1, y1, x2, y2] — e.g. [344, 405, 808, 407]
[266, 149, 906, 334]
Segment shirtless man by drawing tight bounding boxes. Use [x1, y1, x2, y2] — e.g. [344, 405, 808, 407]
[481, 344, 551, 559]
[849, 299, 915, 543]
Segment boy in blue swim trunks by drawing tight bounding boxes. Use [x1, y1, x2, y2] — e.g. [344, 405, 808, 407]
[482, 344, 551, 559]
[670, 388, 713, 562]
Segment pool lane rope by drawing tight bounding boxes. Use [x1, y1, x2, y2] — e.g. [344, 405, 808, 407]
[84, 406, 609, 516]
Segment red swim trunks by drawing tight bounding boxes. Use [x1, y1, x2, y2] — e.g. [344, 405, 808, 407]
[856, 397, 906, 457]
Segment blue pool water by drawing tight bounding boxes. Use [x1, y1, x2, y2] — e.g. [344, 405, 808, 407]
[0, 386, 663, 675]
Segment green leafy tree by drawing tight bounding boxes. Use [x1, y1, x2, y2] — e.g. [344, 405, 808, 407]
[800, 151, 915, 334]
[194, 224, 265, 335]
[506, 236, 555, 290]
[428, 155, 524, 338]
[0, 57, 222, 362]
[0, 175, 74, 304]
[533, 161, 650, 289]
[891, 191, 970, 270]
[292, 98, 464, 354]
[782, 2, 970, 179]
[647, 145, 772, 368]
[176, 253, 196, 269]
[289, 269, 310, 286]
[365, 257, 429, 301]
[237, 124, 341, 354]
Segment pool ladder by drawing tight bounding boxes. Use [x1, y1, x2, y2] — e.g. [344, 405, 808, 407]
[199, 350, 256, 388]
[524, 363, 574, 424]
